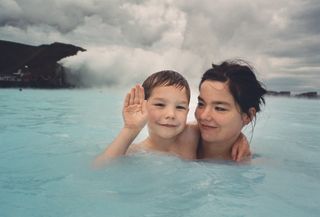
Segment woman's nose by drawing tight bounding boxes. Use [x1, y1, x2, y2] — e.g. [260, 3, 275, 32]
[199, 107, 212, 121]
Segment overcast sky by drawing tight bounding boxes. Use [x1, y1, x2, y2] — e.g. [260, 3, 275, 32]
[1, 0, 319, 92]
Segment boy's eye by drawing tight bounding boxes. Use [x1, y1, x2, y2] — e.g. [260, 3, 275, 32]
[176, 105, 187, 110]
[154, 103, 165, 107]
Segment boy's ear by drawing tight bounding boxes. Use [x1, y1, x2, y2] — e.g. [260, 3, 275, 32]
[242, 107, 256, 125]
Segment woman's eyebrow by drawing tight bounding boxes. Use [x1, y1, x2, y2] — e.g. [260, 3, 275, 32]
[197, 96, 231, 106]
[197, 96, 204, 101]
[213, 101, 231, 106]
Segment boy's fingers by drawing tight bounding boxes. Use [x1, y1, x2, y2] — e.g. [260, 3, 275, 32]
[137, 84, 142, 102]
[124, 93, 130, 107]
[129, 88, 134, 105]
[139, 85, 145, 104]
[133, 85, 140, 104]
[136, 85, 141, 102]
[126, 85, 144, 106]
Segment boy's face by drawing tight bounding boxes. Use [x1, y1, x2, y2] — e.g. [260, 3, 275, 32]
[146, 85, 189, 139]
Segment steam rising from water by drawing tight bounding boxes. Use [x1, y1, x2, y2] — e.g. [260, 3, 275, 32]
[1, 0, 320, 91]
[60, 45, 205, 88]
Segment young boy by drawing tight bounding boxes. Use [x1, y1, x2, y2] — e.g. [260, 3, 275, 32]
[93, 70, 249, 168]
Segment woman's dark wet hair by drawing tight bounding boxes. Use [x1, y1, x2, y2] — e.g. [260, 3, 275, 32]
[199, 59, 267, 118]
[142, 70, 191, 103]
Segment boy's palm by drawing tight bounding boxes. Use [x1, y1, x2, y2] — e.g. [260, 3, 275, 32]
[123, 85, 148, 130]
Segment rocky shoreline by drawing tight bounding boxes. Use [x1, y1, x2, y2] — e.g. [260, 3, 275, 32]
[1, 40, 318, 99]
[266, 91, 319, 99]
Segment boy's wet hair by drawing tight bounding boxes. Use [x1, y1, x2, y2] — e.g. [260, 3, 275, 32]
[200, 59, 267, 116]
[142, 70, 191, 103]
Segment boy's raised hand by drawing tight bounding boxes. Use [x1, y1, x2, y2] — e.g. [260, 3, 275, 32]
[123, 84, 148, 130]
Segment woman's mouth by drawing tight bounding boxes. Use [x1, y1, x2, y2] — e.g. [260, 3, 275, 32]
[200, 123, 217, 130]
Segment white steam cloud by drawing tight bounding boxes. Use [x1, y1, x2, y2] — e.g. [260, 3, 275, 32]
[1, 0, 320, 91]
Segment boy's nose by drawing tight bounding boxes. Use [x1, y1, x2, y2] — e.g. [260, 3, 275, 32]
[165, 107, 176, 119]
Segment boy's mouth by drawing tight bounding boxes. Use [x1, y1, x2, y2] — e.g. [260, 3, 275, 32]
[159, 123, 178, 128]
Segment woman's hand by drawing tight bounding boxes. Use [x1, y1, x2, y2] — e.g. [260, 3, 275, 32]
[231, 133, 251, 162]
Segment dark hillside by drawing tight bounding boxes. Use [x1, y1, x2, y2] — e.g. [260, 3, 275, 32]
[0, 40, 85, 88]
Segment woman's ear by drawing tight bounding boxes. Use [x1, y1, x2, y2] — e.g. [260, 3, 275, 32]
[243, 107, 256, 125]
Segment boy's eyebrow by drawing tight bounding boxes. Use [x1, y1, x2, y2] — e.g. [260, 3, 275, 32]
[152, 97, 189, 105]
[178, 100, 189, 105]
[197, 96, 231, 106]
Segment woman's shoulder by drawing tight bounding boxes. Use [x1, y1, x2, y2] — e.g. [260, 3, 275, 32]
[176, 123, 200, 151]
[184, 122, 200, 136]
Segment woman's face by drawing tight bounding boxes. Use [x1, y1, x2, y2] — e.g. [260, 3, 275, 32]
[195, 80, 250, 145]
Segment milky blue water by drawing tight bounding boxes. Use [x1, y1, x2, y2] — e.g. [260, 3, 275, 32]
[1, 88, 319, 217]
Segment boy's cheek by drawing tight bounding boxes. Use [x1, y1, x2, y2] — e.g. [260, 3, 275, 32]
[182, 112, 189, 123]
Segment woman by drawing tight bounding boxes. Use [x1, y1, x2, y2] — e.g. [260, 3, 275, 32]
[195, 59, 267, 160]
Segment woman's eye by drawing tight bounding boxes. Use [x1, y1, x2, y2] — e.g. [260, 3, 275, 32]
[215, 106, 227, 111]
[197, 102, 204, 107]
